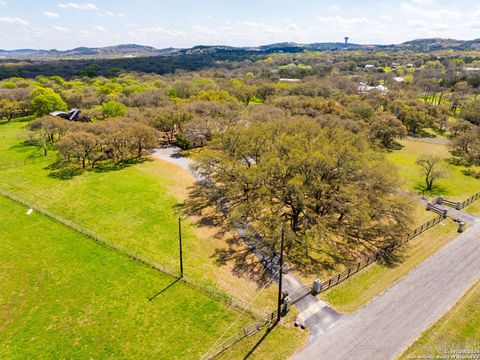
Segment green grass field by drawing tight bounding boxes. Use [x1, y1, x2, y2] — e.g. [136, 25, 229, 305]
[387, 139, 480, 199]
[0, 195, 250, 359]
[0, 185, 307, 359]
[0, 119, 308, 359]
[322, 218, 458, 313]
[400, 280, 480, 358]
[0, 120, 277, 311]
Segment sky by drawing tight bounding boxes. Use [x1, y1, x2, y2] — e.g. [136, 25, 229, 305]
[0, 0, 479, 50]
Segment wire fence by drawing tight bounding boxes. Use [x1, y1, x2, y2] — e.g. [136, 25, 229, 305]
[0, 155, 57, 171]
[0, 187, 265, 317]
[200, 310, 279, 360]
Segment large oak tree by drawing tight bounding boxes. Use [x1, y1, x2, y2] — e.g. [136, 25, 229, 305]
[193, 119, 412, 266]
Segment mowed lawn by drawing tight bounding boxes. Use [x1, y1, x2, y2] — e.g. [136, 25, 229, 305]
[0, 195, 249, 359]
[401, 280, 480, 358]
[322, 218, 458, 313]
[0, 120, 277, 311]
[387, 139, 480, 199]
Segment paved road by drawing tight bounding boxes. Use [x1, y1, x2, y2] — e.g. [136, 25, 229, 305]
[151, 147, 340, 332]
[151, 147, 200, 180]
[294, 220, 480, 360]
[406, 136, 450, 145]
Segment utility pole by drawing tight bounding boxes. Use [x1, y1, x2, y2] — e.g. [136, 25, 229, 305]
[277, 223, 285, 322]
[178, 217, 184, 278]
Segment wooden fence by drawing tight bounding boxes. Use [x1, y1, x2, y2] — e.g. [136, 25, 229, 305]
[458, 192, 480, 209]
[200, 310, 279, 360]
[319, 214, 445, 293]
[438, 192, 480, 210]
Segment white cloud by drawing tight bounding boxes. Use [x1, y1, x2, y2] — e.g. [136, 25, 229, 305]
[105, 11, 125, 18]
[93, 25, 107, 32]
[129, 26, 185, 37]
[58, 3, 98, 10]
[400, 3, 462, 20]
[286, 24, 300, 32]
[0, 1, 6, 5]
[329, 4, 339, 11]
[43, 11, 60, 18]
[317, 16, 370, 26]
[0, 17, 29, 26]
[412, 0, 434, 4]
[53, 26, 70, 32]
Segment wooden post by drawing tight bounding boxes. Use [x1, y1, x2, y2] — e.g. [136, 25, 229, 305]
[277, 223, 285, 322]
[178, 217, 183, 278]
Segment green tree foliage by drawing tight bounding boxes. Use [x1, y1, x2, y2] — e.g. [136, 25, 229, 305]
[368, 112, 407, 149]
[28, 116, 70, 155]
[149, 109, 193, 143]
[461, 101, 480, 125]
[451, 126, 480, 165]
[100, 100, 128, 119]
[54, 120, 158, 168]
[0, 98, 22, 121]
[193, 119, 412, 266]
[29, 88, 68, 116]
[416, 155, 447, 191]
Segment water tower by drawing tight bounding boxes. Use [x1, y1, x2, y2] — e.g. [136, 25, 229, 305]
[344, 37, 350, 47]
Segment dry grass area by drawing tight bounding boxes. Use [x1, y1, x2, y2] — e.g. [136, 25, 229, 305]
[144, 159, 279, 312]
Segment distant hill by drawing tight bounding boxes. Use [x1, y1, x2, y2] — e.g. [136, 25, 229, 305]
[391, 38, 480, 52]
[0, 44, 170, 60]
[1, 38, 480, 60]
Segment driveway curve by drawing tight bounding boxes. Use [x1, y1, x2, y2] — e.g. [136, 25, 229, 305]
[293, 221, 480, 360]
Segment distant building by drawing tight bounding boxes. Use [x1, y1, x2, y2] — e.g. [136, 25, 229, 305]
[364, 64, 375, 69]
[358, 82, 389, 94]
[278, 78, 301, 83]
[49, 109, 82, 121]
[463, 67, 480, 72]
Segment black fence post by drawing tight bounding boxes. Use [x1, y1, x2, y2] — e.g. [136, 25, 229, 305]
[277, 223, 285, 323]
[178, 217, 183, 278]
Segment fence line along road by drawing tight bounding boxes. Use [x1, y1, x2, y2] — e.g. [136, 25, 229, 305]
[200, 310, 279, 360]
[437, 192, 480, 210]
[318, 214, 445, 294]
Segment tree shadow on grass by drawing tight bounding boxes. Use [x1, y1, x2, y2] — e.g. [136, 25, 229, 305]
[9, 139, 43, 156]
[377, 248, 407, 268]
[447, 156, 469, 167]
[91, 157, 150, 174]
[413, 182, 449, 197]
[47, 158, 152, 180]
[182, 183, 274, 287]
[47, 161, 84, 180]
[462, 169, 480, 179]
